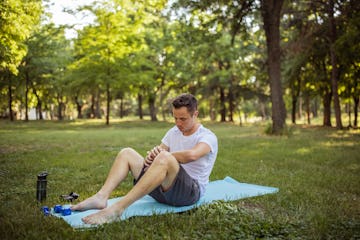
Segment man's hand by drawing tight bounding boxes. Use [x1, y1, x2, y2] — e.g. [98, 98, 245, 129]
[144, 146, 164, 168]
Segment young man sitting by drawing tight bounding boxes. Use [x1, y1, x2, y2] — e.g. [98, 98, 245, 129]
[71, 93, 218, 225]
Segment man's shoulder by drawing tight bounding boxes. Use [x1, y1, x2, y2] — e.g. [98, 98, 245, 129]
[164, 126, 180, 136]
[198, 125, 217, 137]
[168, 125, 180, 133]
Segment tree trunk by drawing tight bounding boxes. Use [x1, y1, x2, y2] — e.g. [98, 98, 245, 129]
[148, 94, 157, 121]
[346, 103, 352, 127]
[32, 87, 43, 120]
[354, 96, 359, 127]
[57, 96, 63, 120]
[56, 93, 65, 121]
[36, 100, 43, 120]
[261, 0, 286, 134]
[291, 95, 297, 124]
[25, 72, 30, 121]
[75, 96, 83, 119]
[90, 94, 95, 118]
[106, 83, 110, 125]
[323, 90, 332, 127]
[209, 96, 216, 121]
[228, 78, 235, 122]
[328, 0, 343, 129]
[313, 97, 319, 118]
[219, 87, 226, 122]
[305, 94, 311, 124]
[7, 72, 14, 121]
[119, 96, 124, 119]
[298, 94, 303, 121]
[138, 93, 143, 120]
[291, 78, 301, 124]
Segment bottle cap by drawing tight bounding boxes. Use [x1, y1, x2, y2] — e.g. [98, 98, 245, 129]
[54, 204, 63, 213]
[41, 206, 50, 216]
[62, 207, 72, 216]
[37, 172, 48, 180]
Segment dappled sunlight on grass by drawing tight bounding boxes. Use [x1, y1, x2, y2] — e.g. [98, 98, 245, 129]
[321, 140, 358, 148]
[295, 147, 312, 155]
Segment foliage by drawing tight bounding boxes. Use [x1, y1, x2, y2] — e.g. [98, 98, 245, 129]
[16, 23, 72, 120]
[0, 0, 359, 129]
[0, 0, 42, 74]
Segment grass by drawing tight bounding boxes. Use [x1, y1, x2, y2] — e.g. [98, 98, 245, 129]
[0, 120, 359, 239]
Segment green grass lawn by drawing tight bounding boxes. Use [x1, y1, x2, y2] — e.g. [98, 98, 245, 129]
[0, 120, 359, 239]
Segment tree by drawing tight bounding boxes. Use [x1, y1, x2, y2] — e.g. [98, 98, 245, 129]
[260, 0, 286, 133]
[327, 0, 343, 129]
[173, 0, 286, 133]
[278, 0, 359, 128]
[0, 0, 42, 120]
[20, 24, 71, 120]
[335, 0, 360, 127]
[69, 1, 141, 124]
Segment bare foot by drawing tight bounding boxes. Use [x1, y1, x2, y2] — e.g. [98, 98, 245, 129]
[71, 193, 107, 211]
[82, 205, 124, 225]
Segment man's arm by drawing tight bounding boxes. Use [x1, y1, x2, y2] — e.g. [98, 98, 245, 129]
[144, 142, 211, 166]
[144, 143, 168, 167]
[171, 142, 211, 164]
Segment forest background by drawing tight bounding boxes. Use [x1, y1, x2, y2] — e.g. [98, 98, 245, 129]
[1, 0, 359, 133]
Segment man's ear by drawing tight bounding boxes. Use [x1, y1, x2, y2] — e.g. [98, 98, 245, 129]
[193, 110, 199, 118]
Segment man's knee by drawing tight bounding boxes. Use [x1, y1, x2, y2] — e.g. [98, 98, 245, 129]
[118, 147, 136, 157]
[152, 151, 177, 168]
[116, 147, 142, 165]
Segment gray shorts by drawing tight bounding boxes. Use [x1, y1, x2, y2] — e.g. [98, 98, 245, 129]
[134, 165, 200, 206]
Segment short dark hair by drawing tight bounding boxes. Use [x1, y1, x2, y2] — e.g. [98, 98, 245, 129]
[172, 93, 198, 115]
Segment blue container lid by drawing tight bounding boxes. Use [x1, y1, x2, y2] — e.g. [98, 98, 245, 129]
[62, 207, 72, 216]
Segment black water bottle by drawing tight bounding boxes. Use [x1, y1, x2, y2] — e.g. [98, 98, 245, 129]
[36, 171, 48, 202]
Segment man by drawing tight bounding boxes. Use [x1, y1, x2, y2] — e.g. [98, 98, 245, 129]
[71, 93, 218, 225]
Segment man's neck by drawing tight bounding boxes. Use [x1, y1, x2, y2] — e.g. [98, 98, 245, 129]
[183, 122, 200, 136]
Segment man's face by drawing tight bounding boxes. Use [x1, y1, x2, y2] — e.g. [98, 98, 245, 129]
[173, 106, 198, 135]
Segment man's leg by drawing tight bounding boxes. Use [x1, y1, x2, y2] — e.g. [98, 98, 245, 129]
[71, 148, 144, 211]
[81, 151, 179, 225]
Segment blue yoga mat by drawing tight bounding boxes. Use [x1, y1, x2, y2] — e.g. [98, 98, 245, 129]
[51, 177, 278, 229]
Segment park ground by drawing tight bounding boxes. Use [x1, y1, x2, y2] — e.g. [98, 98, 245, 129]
[0, 119, 359, 239]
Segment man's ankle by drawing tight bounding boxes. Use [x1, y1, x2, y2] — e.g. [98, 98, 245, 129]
[96, 191, 110, 200]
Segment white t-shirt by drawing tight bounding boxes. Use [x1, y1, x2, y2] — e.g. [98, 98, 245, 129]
[161, 124, 218, 196]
